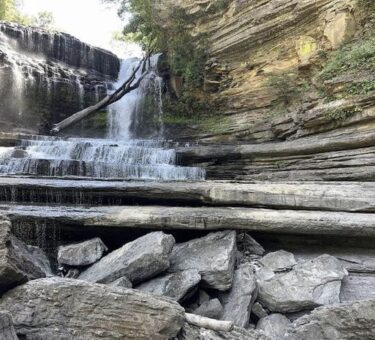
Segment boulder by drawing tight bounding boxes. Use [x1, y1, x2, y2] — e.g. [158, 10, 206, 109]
[220, 263, 257, 327]
[0, 216, 51, 294]
[174, 322, 269, 340]
[237, 233, 265, 256]
[136, 270, 201, 302]
[57, 237, 108, 267]
[260, 250, 297, 272]
[256, 314, 290, 340]
[0, 278, 184, 340]
[258, 255, 347, 313]
[169, 231, 236, 291]
[0, 311, 18, 340]
[109, 276, 133, 289]
[193, 299, 223, 319]
[252, 302, 268, 319]
[285, 300, 375, 340]
[78, 232, 175, 284]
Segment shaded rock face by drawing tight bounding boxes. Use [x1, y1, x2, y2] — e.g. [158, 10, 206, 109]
[193, 298, 223, 319]
[285, 300, 375, 340]
[58, 237, 108, 267]
[258, 255, 348, 313]
[0, 216, 51, 294]
[78, 231, 175, 284]
[169, 230, 237, 291]
[0, 21, 119, 133]
[0, 278, 185, 340]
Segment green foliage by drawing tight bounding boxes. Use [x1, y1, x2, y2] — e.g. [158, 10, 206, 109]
[324, 106, 362, 121]
[31, 11, 54, 30]
[320, 37, 375, 80]
[347, 80, 375, 95]
[0, 0, 31, 24]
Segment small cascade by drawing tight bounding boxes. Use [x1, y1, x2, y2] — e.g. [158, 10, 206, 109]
[0, 137, 205, 181]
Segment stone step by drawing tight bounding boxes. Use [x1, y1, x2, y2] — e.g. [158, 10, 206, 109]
[0, 177, 375, 212]
[2, 204, 375, 237]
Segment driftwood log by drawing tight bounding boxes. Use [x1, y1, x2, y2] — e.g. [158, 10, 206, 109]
[185, 313, 234, 332]
[50, 54, 151, 134]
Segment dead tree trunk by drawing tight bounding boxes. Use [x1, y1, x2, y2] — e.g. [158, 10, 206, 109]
[50, 54, 150, 135]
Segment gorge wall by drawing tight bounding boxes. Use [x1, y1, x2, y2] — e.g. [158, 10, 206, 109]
[154, 0, 375, 143]
[0, 21, 120, 134]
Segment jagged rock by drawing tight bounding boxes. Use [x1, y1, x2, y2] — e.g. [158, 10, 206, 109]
[193, 299, 223, 319]
[174, 322, 269, 340]
[78, 231, 175, 284]
[256, 314, 290, 340]
[260, 250, 297, 272]
[57, 237, 108, 267]
[0, 216, 50, 294]
[285, 300, 375, 340]
[0, 278, 184, 340]
[136, 270, 201, 302]
[220, 263, 257, 327]
[258, 255, 348, 313]
[0, 311, 18, 340]
[109, 276, 133, 289]
[252, 302, 268, 319]
[238, 233, 265, 256]
[169, 231, 236, 291]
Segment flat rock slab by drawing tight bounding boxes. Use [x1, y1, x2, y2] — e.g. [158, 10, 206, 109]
[169, 231, 236, 291]
[286, 300, 375, 340]
[0, 311, 18, 340]
[58, 237, 108, 267]
[258, 255, 347, 313]
[257, 314, 290, 340]
[3, 204, 375, 237]
[0, 215, 50, 294]
[260, 250, 297, 272]
[136, 270, 201, 302]
[78, 231, 175, 284]
[220, 263, 257, 327]
[1, 177, 375, 212]
[0, 278, 184, 340]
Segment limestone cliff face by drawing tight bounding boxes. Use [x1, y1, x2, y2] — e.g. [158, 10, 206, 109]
[0, 22, 120, 134]
[154, 0, 373, 143]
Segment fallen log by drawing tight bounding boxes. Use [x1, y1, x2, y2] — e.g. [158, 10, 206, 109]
[185, 313, 234, 332]
[50, 54, 150, 134]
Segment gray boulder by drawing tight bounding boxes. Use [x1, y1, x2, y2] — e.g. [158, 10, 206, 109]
[285, 300, 375, 340]
[169, 231, 236, 291]
[58, 237, 108, 267]
[0, 216, 51, 294]
[258, 255, 347, 313]
[174, 322, 269, 340]
[78, 232, 175, 284]
[137, 269, 201, 301]
[109, 276, 133, 288]
[220, 263, 257, 327]
[256, 314, 290, 340]
[238, 233, 265, 256]
[0, 311, 19, 340]
[260, 250, 297, 272]
[193, 298, 223, 319]
[252, 302, 268, 319]
[0, 278, 184, 340]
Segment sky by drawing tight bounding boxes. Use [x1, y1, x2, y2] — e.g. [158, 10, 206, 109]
[20, 0, 141, 58]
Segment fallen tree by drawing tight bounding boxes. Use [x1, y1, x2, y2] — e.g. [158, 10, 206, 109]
[50, 54, 151, 134]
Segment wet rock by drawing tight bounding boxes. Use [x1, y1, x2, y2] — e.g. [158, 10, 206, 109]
[252, 302, 268, 319]
[137, 269, 201, 302]
[58, 237, 108, 267]
[10, 149, 27, 159]
[193, 298, 223, 319]
[285, 300, 375, 340]
[109, 276, 133, 289]
[0, 311, 18, 340]
[169, 231, 236, 291]
[0, 277, 184, 340]
[258, 255, 347, 313]
[174, 322, 269, 340]
[220, 263, 257, 327]
[260, 250, 297, 272]
[256, 313, 290, 340]
[78, 231, 175, 284]
[0, 216, 50, 294]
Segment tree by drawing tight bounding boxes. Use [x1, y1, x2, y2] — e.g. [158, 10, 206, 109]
[0, 0, 31, 24]
[32, 11, 54, 30]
